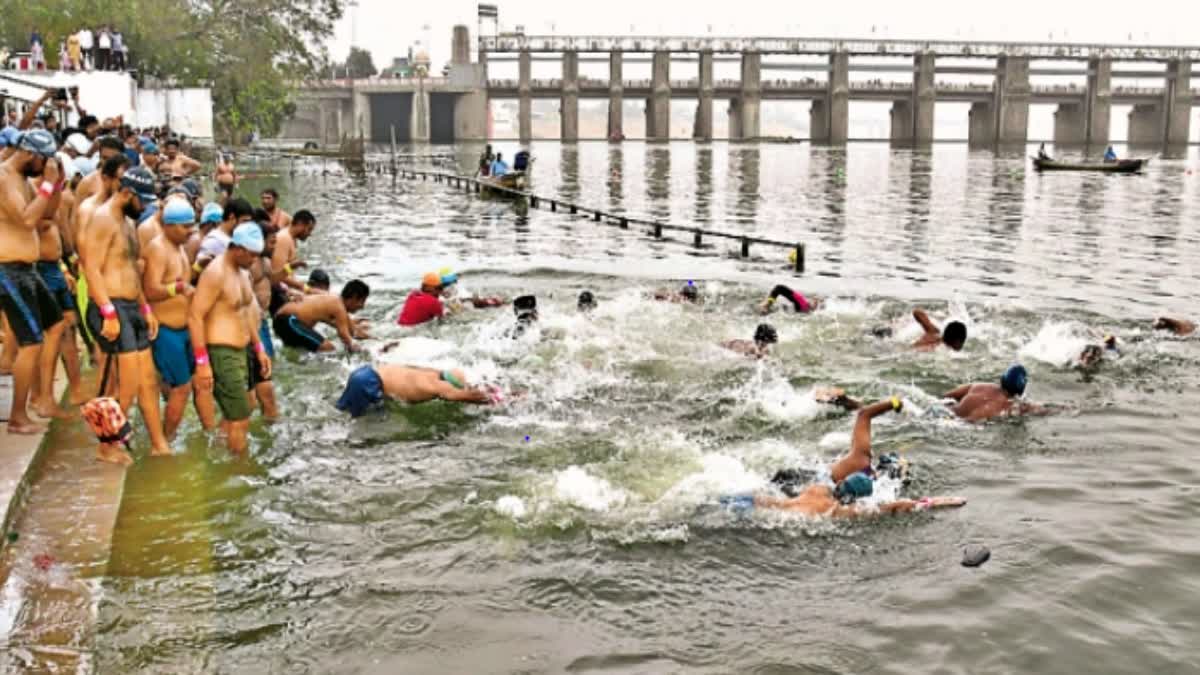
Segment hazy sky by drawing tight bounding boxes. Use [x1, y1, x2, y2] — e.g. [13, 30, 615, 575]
[330, 0, 1200, 69]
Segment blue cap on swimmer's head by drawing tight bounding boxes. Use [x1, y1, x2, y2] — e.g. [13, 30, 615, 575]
[336, 365, 385, 418]
[200, 202, 224, 224]
[16, 129, 58, 157]
[833, 472, 874, 504]
[440, 271, 458, 286]
[121, 166, 158, 203]
[1000, 364, 1028, 397]
[162, 198, 196, 226]
[231, 222, 265, 254]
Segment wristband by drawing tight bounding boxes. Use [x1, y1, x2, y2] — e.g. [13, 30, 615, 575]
[100, 303, 117, 320]
[69, 253, 79, 264]
[166, 283, 176, 298]
[38, 182, 54, 199]
[194, 348, 210, 366]
[303, 284, 310, 293]
[58, 261, 69, 274]
[192, 262, 203, 274]
[254, 342, 267, 354]
[915, 497, 933, 511]
[284, 264, 293, 276]
[141, 303, 152, 316]
[891, 396, 902, 412]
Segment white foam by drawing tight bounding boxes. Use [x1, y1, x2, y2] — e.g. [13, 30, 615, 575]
[752, 381, 824, 422]
[553, 466, 628, 512]
[659, 453, 765, 505]
[1020, 321, 1090, 367]
[818, 431, 851, 451]
[494, 495, 527, 519]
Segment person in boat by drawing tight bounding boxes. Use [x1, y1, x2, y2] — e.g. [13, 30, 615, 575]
[721, 323, 778, 359]
[336, 364, 497, 417]
[477, 145, 494, 177]
[490, 153, 510, 178]
[512, 151, 530, 174]
[760, 284, 819, 314]
[1037, 143, 1052, 161]
[1153, 317, 1195, 337]
[723, 397, 967, 518]
[943, 365, 1052, 422]
[1104, 146, 1118, 162]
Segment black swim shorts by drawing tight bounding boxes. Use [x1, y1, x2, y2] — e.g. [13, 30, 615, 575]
[86, 298, 151, 354]
[0, 262, 64, 347]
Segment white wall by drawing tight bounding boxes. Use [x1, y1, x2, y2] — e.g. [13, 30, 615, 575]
[135, 88, 214, 139]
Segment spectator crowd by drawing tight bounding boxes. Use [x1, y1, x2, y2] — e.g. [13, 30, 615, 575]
[23, 26, 130, 72]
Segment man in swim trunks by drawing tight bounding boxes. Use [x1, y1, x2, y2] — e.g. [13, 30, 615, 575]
[397, 273, 445, 327]
[214, 151, 237, 201]
[0, 129, 67, 434]
[1153, 317, 1194, 337]
[158, 138, 202, 177]
[188, 223, 271, 453]
[73, 155, 131, 363]
[32, 169, 85, 416]
[246, 221, 279, 419]
[143, 198, 212, 438]
[721, 323, 778, 359]
[759, 284, 819, 314]
[336, 364, 494, 417]
[80, 166, 171, 462]
[260, 188, 291, 229]
[943, 364, 1049, 422]
[272, 209, 315, 291]
[273, 280, 369, 352]
[911, 307, 967, 351]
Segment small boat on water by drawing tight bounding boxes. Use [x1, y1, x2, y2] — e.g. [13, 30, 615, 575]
[481, 150, 532, 197]
[1031, 157, 1148, 174]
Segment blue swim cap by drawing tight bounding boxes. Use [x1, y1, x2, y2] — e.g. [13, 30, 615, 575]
[162, 199, 196, 225]
[141, 139, 159, 154]
[17, 129, 58, 157]
[231, 222, 264, 253]
[0, 126, 21, 148]
[441, 272, 458, 286]
[200, 202, 223, 224]
[336, 365, 385, 417]
[1000, 364, 1028, 397]
[833, 472, 874, 503]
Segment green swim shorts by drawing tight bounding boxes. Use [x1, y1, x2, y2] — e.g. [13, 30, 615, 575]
[210, 345, 251, 421]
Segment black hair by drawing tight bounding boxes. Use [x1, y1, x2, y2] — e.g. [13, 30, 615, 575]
[100, 154, 130, 178]
[98, 135, 124, 152]
[253, 208, 270, 224]
[224, 197, 254, 221]
[754, 323, 778, 345]
[513, 295, 537, 314]
[578, 290, 595, 309]
[341, 279, 370, 300]
[165, 138, 180, 148]
[79, 115, 98, 129]
[681, 283, 699, 300]
[942, 321, 968, 348]
[261, 188, 279, 199]
[293, 209, 316, 225]
[308, 268, 331, 288]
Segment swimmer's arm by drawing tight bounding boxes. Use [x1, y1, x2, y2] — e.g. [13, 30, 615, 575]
[0, 168, 57, 230]
[1015, 401, 1054, 416]
[141, 243, 172, 301]
[877, 497, 967, 514]
[943, 385, 972, 402]
[80, 217, 118, 306]
[271, 241, 304, 289]
[331, 304, 358, 352]
[912, 308, 939, 336]
[433, 381, 491, 404]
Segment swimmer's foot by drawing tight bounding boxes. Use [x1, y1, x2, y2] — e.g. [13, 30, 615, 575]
[33, 400, 76, 420]
[68, 386, 89, 406]
[148, 443, 172, 457]
[7, 419, 47, 435]
[96, 444, 134, 466]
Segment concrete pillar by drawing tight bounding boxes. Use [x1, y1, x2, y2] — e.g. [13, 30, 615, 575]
[352, 91, 371, 141]
[644, 97, 654, 139]
[728, 98, 743, 139]
[810, 98, 828, 143]
[1053, 103, 1086, 146]
[561, 51, 579, 141]
[827, 50, 850, 145]
[452, 25, 471, 65]
[649, 51, 671, 141]
[739, 52, 761, 140]
[518, 49, 532, 142]
[1085, 56, 1111, 148]
[889, 99, 913, 146]
[968, 101, 994, 148]
[1164, 58, 1192, 150]
[913, 51, 935, 145]
[1127, 103, 1164, 146]
[696, 51, 714, 141]
[411, 87, 430, 142]
[995, 55, 1030, 147]
[608, 52, 623, 140]
[455, 91, 488, 140]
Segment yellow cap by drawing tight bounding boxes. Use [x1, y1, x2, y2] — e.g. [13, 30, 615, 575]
[788, 250, 797, 263]
[422, 272, 442, 287]
[891, 396, 902, 412]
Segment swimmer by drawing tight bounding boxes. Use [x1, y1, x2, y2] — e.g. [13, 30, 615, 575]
[439, 270, 504, 312]
[1077, 335, 1119, 370]
[336, 364, 496, 417]
[578, 290, 596, 313]
[759, 284, 819, 314]
[397, 272, 445, 327]
[653, 282, 700, 304]
[911, 307, 967, 351]
[273, 280, 370, 352]
[812, 386, 863, 411]
[943, 364, 1050, 422]
[508, 295, 539, 338]
[1153, 317, 1195, 337]
[721, 323, 778, 358]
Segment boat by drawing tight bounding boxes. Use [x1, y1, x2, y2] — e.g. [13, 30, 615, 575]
[1031, 157, 1148, 173]
[481, 150, 532, 197]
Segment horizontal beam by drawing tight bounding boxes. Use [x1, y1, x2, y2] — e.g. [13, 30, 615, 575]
[482, 34, 1200, 60]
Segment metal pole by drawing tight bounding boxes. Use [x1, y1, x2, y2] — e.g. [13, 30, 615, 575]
[390, 124, 398, 173]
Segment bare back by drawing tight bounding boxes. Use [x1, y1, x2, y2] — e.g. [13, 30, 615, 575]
[952, 383, 1012, 422]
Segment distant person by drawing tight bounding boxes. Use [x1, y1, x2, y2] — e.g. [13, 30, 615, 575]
[508, 295, 539, 338]
[160, 138, 202, 176]
[336, 364, 495, 417]
[943, 365, 1050, 422]
[67, 32, 82, 71]
[1037, 143, 1052, 161]
[77, 27, 94, 70]
[111, 29, 126, 70]
[97, 26, 112, 71]
[760, 284, 818, 314]
[1153, 317, 1195, 337]
[273, 280, 370, 352]
[490, 152, 509, 178]
[1104, 145, 1118, 162]
[653, 282, 700, 304]
[578, 290, 596, 313]
[397, 273, 445, 327]
[910, 307, 967, 351]
[721, 324, 778, 359]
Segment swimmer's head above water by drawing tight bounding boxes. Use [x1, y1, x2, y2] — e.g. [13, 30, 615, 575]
[578, 290, 596, 312]
[420, 272, 443, 294]
[514, 295, 538, 323]
[1000, 364, 1028, 397]
[833, 471, 874, 504]
[943, 321, 968, 351]
[680, 283, 699, 302]
[754, 323, 778, 347]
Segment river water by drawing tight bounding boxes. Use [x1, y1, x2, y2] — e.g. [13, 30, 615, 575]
[15, 142, 1200, 673]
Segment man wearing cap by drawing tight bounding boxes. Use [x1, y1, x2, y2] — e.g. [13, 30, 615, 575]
[74, 136, 126, 205]
[0, 129, 67, 434]
[186, 202, 225, 265]
[260, 188, 291, 229]
[140, 139, 161, 175]
[397, 273, 445, 327]
[143, 198, 209, 439]
[195, 198, 253, 273]
[188, 223, 272, 454]
[79, 166, 170, 462]
[272, 209, 316, 291]
[943, 364, 1051, 422]
[159, 138, 201, 177]
[73, 155, 131, 358]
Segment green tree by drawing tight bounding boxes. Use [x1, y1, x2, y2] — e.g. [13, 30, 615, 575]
[337, 46, 377, 79]
[0, 0, 343, 142]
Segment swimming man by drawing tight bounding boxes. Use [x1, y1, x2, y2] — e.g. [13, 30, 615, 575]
[337, 364, 495, 417]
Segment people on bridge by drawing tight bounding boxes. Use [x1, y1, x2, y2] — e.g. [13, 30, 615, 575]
[490, 152, 510, 178]
[1104, 145, 1118, 162]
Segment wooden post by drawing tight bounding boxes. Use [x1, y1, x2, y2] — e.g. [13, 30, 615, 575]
[531, 196, 539, 208]
[593, 210, 602, 222]
[620, 218, 628, 229]
[793, 244, 805, 274]
[740, 238, 750, 257]
[570, 204, 578, 214]
[654, 223, 663, 238]
[693, 230, 702, 248]
[551, 200, 557, 212]
[389, 125, 397, 174]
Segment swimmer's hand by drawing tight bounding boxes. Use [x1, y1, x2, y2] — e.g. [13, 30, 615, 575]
[919, 496, 966, 510]
[145, 311, 159, 341]
[380, 341, 399, 353]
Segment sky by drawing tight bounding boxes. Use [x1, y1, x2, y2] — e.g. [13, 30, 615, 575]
[329, 0, 1200, 70]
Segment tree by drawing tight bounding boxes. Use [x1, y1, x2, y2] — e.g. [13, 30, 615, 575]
[0, 0, 344, 142]
[338, 46, 377, 79]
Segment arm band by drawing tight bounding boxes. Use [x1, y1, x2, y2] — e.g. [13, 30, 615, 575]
[284, 264, 293, 276]
[141, 304, 152, 316]
[100, 303, 117, 320]
[194, 348, 210, 366]
[255, 341, 267, 354]
[38, 182, 54, 199]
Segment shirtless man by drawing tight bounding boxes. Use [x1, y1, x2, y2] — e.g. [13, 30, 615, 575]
[159, 138, 202, 177]
[194, 198, 253, 273]
[186, 203, 225, 264]
[32, 174, 85, 415]
[143, 199, 213, 439]
[272, 209, 315, 291]
[80, 166, 171, 462]
[943, 365, 1049, 422]
[246, 222, 279, 420]
[73, 155, 130, 353]
[73, 135, 125, 205]
[1153, 317, 1195, 337]
[911, 307, 967, 351]
[336, 364, 494, 417]
[137, 191, 190, 252]
[214, 151, 237, 201]
[188, 223, 271, 453]
[260, 188, 291, 229]
[721, 323, 778, 359]
[272, 280, 369, 353]
[0, 130, 66, 434]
